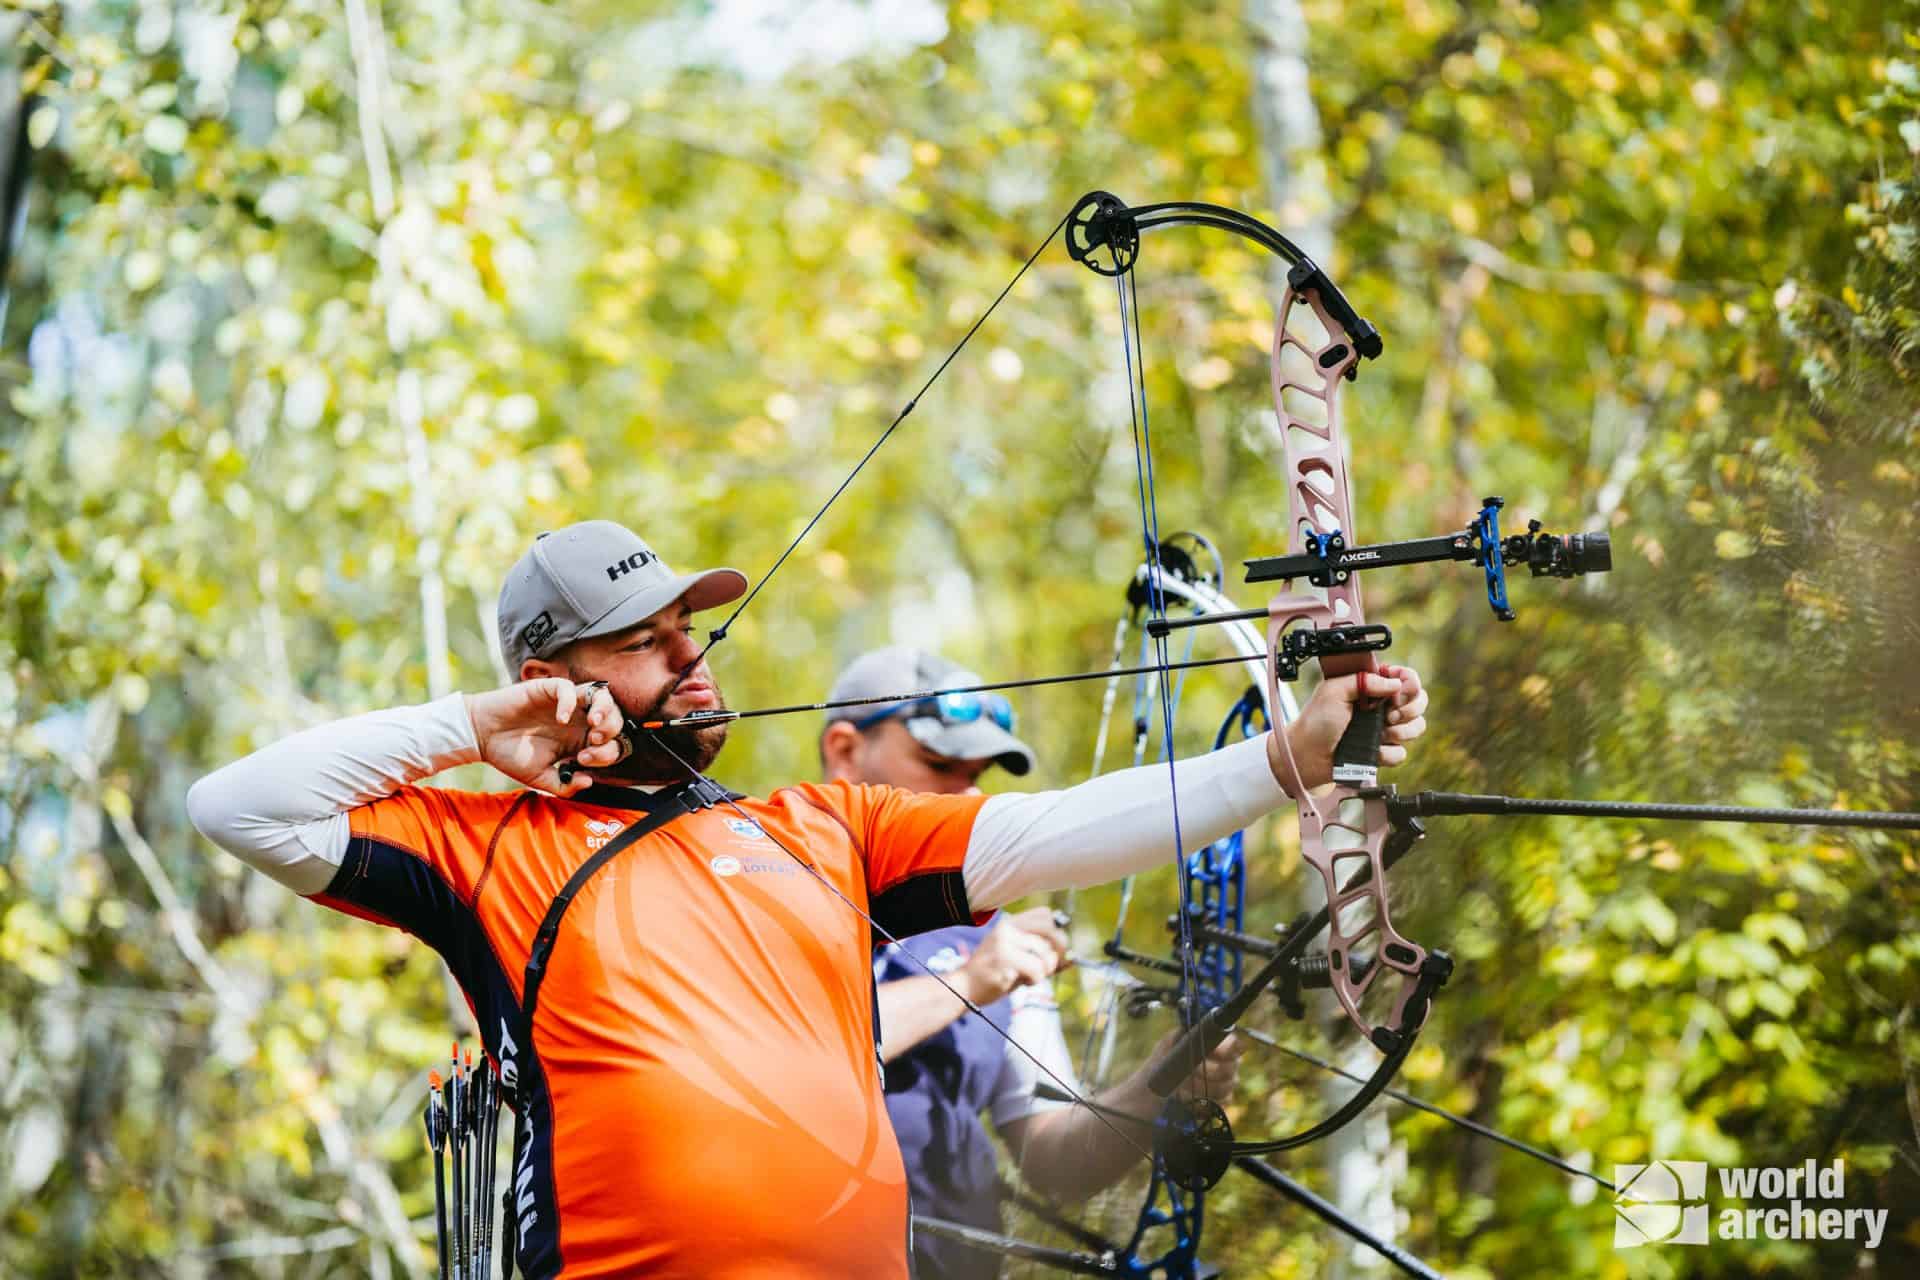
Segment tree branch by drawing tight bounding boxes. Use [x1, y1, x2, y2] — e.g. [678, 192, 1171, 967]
[55, 712, 424, 1270]
[341, 0, 397, 221]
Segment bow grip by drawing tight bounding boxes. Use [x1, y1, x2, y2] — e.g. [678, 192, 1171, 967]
[1146, 1005, 1234, 1098]
[1331, 697, 1386, 787]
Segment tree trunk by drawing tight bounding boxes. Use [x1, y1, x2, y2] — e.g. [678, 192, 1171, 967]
[1248, 0, 1332, 267]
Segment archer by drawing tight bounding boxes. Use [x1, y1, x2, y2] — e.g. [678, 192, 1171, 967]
[187, 517, 1428, 1279]
[822, 646, 1247, 1280]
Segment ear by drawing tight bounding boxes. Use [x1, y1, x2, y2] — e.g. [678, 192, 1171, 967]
[521, 640, 587, 684]
[819, 721, 865, 783]
[521, 654, 576, 683]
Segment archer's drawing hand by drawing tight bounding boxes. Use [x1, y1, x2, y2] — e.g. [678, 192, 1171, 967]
[466, 679, 626, 796]
[1269, 663, 1429, 794]
[957, 906, 1071, 1007]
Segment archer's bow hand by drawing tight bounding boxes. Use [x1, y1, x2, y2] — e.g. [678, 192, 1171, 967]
[465, 679, 626, 796]
[1144, 1027, 1245, 1104]
[1269, 664, 1429, 794]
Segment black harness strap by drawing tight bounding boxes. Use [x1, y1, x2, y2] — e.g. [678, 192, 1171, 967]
[519, 775, 734, 1024]
[503, 775, 733, 1279]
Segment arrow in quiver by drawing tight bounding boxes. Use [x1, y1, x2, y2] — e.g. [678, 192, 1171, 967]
[424, 1043, 507, 1279]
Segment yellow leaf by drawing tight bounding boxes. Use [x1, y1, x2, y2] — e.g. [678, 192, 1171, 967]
[26, 105, 59, 149]
[1184, 356, 1232, 390]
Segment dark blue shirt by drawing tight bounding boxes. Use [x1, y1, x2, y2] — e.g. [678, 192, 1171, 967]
[880, 921, 1073, 1280]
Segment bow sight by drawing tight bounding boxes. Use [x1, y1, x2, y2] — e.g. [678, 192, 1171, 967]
[1242, 496, 1612, 623]
[1147, 496, 1612, 651]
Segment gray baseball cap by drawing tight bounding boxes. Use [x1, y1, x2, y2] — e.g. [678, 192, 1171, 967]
[497, 520, 747, 675]
[825, 646, 1036, 776]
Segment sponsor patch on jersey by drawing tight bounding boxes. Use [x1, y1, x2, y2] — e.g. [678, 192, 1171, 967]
[724, 817, 769, 840]
[584, 817, 626, 851]
[707, 852, 798, 880]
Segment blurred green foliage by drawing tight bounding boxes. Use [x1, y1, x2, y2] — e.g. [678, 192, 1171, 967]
[1, 0, 1915, 1275]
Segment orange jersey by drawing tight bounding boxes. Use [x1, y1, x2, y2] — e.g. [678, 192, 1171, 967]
[317, 778, 988, 1278]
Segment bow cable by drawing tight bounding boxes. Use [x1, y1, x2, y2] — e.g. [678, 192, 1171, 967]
[1107, 246, 1219, 1275]
[1238, 1029, 1620, 1193]
[1118, 266, 1208, 1075]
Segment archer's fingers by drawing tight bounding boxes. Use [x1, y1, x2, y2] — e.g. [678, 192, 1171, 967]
[1011, 906, 1069, 948]
[585, 685, 623, 745]
[1007, 908, 1071, 965]
[1384, 710, 1428, 747]
[1346, 670, 1404, 707]
[1378, 664, 1427, 717]
[1014, 933, 1066, 979]
[553, 678, 579, 726]
[1009, 951, 1052, 989]
[583, 690, 607, 743]
[575, 739, 623, 767]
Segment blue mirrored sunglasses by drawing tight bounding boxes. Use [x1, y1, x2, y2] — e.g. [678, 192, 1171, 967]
[849, 690, 1016, 734]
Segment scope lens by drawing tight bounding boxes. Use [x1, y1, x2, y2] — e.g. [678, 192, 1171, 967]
[1568, 531, 1612, 575]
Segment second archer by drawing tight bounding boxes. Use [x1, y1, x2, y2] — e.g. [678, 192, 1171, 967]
[822, 646, 1246, 1280]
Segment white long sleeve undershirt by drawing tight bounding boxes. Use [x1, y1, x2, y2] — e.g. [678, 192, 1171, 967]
[186, 694, 1293, 905]
[185, 695, 483, 895]
[962, 735, 1288, 909]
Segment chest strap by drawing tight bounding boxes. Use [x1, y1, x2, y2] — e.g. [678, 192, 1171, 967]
[502, 775, 734, 1280]
[519, 774, 733, 1027]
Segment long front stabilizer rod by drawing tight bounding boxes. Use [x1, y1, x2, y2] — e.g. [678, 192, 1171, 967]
[1234, 1157, 1446, 1280]
[1389, 792, 1920, 830]
[909, 1215, 1121, 1276]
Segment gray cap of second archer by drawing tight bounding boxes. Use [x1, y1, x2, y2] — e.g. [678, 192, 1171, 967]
[496, 520, 747, 676]
[825, 646, 1036, 777]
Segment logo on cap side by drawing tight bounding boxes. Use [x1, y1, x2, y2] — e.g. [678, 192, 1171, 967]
[521, 611, 557, 654]
[606, 551, 658, 581]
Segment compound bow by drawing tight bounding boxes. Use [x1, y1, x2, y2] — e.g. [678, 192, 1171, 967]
[606, 190, 1920, 1280]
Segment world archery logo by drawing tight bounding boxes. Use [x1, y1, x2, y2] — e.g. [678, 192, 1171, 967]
[1613, 1161, 1709, 1247]
[724, 818, 769, 840]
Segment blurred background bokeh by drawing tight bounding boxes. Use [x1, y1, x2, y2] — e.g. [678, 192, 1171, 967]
[2, 0, 1917, 1275]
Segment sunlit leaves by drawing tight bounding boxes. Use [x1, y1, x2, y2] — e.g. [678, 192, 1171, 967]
[2, 0, 1917, 1273]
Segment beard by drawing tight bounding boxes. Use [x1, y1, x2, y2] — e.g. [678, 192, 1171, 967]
[580, 676, 730, 783]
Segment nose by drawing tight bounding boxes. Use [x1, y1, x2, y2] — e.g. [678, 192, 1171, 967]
[671, 628, 705, 671]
